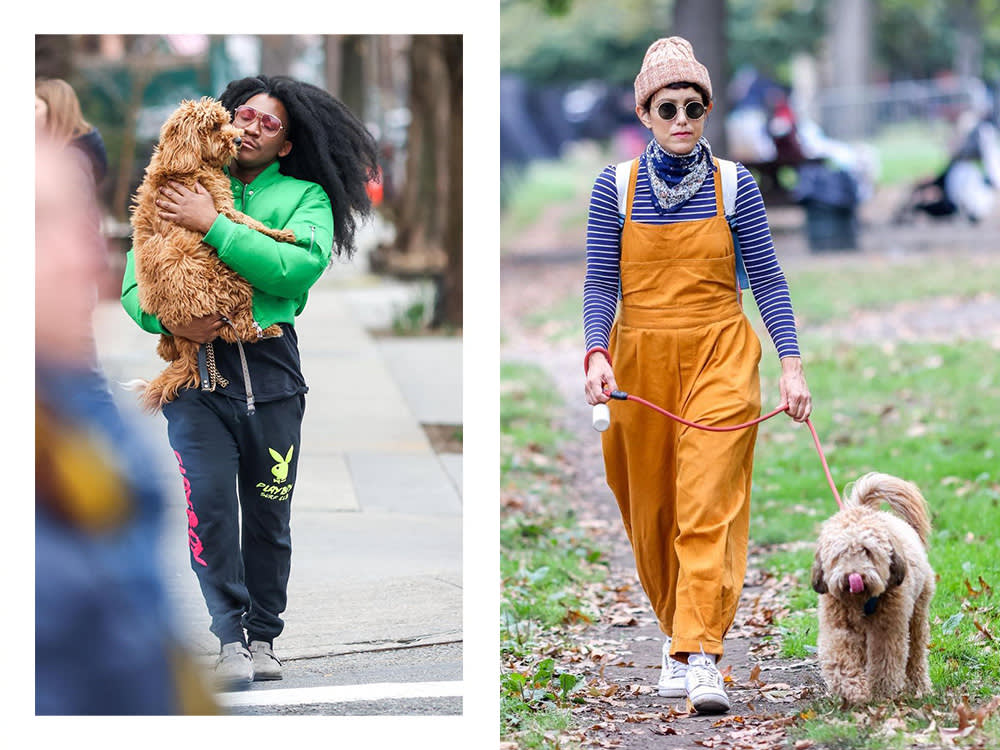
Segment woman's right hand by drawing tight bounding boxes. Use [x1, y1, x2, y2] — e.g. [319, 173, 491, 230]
[167, 313, 225, 344]
[585, 351, 618, 406]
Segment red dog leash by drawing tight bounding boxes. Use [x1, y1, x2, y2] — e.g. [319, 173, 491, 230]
[601, 389, 843, 509]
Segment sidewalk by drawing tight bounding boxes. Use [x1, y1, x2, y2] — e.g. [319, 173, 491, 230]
[92, 262, 462, 662]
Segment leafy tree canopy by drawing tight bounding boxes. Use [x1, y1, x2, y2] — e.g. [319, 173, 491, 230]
[501, 0, 1000, 88]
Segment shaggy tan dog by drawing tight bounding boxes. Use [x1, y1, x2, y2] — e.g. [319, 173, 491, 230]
[811, 472, 935, 704]
[130, 97, 295, 411]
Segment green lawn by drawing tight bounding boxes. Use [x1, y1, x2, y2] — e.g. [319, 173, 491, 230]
[752, 335, 1000, 747]
[500, 361, 607, 748]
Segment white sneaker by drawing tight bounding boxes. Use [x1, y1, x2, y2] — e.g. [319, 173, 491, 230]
[215, 642, 254, 690]
[657, 638, 688, 697]
[685, 652, 730, 713]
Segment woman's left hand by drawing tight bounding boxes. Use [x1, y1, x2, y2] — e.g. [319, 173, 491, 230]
[156, 181, 218, 235]
[779, 356, 812, 422]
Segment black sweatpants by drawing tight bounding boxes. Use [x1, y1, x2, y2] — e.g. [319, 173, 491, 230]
[164, 388, 305, 647]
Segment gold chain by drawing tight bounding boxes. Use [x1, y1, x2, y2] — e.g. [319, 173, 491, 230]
[203, 342, 229, 390]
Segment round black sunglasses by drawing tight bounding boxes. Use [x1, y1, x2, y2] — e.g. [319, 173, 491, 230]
[656, 101, 707, 121]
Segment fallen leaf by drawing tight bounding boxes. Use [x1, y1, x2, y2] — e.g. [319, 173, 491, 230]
[649, 725, 679, 736]
[939, 724, 976, 741]
[609, 614, 638, 627]
[973, 620, 995, 641]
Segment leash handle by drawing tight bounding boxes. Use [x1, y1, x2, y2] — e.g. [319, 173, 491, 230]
[592, 403, 610, 432]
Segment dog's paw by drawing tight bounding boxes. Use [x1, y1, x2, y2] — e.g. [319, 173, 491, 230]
[905, 673, 932, 698]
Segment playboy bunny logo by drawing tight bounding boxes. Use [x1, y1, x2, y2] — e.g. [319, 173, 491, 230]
[269, 444, 294, 484]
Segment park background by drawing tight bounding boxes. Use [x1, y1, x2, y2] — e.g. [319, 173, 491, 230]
[499, 1, 1000, 749]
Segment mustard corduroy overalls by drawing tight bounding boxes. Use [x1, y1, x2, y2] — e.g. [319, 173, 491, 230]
[602, 157, 762, 659]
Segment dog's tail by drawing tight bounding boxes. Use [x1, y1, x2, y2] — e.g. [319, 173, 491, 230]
[119, 378, 165, 414]
[845, 472, 931, 546]
[120, 378, 149, 393]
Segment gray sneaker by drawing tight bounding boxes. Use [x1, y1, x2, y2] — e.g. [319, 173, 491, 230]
[215, 642, 254, 689]
[249, 640, 283, 681]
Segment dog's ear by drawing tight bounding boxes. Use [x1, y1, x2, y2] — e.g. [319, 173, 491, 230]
[888, 544, 907, 588]
[159, 105, 205, 175]
[811, 548, 827, 594]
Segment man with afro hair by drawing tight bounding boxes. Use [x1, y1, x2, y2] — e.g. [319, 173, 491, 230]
[122, 75, 379, 688]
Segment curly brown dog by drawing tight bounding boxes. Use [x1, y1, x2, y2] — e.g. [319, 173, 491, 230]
[811, 472, 935, 704]
[130, 97, 295, 411]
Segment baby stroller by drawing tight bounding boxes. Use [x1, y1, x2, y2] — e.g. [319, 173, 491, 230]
[894, 116, 1000, 224]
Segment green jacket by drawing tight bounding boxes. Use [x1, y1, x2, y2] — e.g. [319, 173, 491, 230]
[121, 161, 334, 334]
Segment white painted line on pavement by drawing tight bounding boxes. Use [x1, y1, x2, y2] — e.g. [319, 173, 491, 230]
[217, 680, 464, 708]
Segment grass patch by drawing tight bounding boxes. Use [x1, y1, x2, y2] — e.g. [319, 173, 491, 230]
[869, 121, 951, 187]
[747, 253, 1000, 327]
[750, 331, 999, 745]
[521, 294, 585, 344]
[500, 360, 607, 748]
[500, 143, 611, 247]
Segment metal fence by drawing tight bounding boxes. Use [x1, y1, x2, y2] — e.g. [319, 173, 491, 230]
[815, 77, 992, 139]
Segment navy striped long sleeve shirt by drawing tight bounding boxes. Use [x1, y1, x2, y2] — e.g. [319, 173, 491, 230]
[583, 154, 801, 359]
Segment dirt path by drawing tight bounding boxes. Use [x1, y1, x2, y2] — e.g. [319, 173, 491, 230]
[499, 227, 1000, 747]
[501, 258, 824, 748]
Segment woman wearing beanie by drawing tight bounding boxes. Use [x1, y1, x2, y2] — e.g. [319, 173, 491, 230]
[583, 37, 811, 714]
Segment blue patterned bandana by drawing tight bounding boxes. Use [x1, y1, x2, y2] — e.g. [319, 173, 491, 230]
[644, 136, 713, 212]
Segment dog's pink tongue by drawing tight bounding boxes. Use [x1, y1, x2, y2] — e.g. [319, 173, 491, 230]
[849, 573, 864, 594]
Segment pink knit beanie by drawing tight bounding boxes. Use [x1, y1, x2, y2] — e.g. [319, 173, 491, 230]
[633, 36, 713, 109]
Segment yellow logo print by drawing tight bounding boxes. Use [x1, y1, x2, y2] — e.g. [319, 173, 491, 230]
[269, 445, 294, 483]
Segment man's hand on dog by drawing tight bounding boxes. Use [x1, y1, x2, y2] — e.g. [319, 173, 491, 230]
[157, 181, 218, 235]
[167, 314, 225, 343]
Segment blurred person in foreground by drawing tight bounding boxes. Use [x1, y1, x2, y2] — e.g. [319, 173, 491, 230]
[582, 37, 812, 714]
[35, 76, 111, 364]
[120, 76, 378, 688]
[35, 136, 216, 715]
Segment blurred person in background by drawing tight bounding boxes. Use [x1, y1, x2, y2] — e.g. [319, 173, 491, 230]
[582, 37, 812, 714]
[120, 75, 378, 688]
[35, 76, 113, 363]
[35, 136, 216, 715]
[35, 77, 108, 187]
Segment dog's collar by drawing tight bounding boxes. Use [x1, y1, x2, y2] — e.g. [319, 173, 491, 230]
[863, 595, 881, 616]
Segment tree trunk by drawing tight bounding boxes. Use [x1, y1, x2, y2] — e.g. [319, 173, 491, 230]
[434, 36, 463, 329]
[379, 35, 447, 275]
[951, 0, 982, 81]
[672, 0, 728, 152]
[824, 0, 871, 140]
[35, 34, 75, 80]
[112, 62, 154, 222]
[259, 35, 295, 78]
[340, 36, 367, 120]
[324, 36, 342, 96]
[391, 36, 428, 257]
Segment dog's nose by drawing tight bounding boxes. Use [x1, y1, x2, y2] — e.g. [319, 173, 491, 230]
[234, 136, 242, 147]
